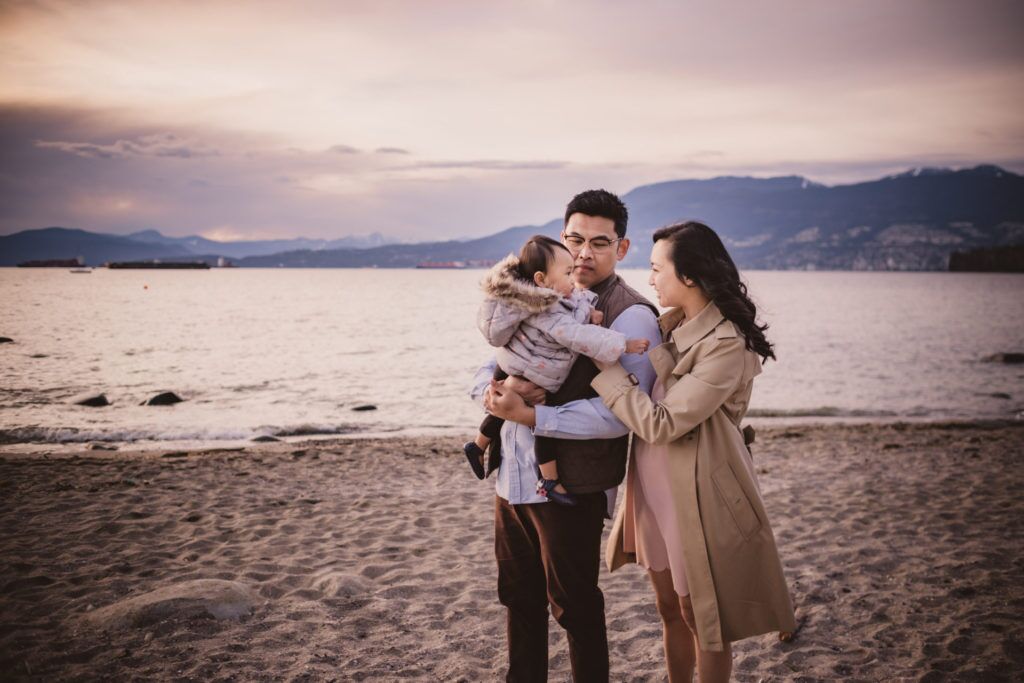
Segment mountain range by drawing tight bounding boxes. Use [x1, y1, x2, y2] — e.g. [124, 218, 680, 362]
[0, 228, 391, 267]
[3, 165, 1022, 270]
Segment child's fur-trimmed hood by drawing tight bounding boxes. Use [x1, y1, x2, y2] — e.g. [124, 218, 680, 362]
[480, 253, 561, 314]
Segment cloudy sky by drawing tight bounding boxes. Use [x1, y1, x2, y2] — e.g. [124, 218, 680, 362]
[1, 0, 1022, 241]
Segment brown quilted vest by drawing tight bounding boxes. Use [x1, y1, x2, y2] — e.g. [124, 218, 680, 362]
[542, 273, 658, 494]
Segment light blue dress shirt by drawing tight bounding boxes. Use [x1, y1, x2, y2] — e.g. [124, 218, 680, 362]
[469, 303, 661, 505]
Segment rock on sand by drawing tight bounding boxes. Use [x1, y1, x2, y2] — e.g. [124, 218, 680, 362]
[982, 352, 1024, 363]
[84, 579, 259, 630]
[72, 393, 110, 407]
[142, 392, 184, 406]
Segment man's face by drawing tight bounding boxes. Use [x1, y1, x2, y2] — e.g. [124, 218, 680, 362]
[562, 213, 630, 289]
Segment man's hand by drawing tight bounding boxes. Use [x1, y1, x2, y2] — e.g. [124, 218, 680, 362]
[484, 380, 537, 427]
[503, 376, 546, 406]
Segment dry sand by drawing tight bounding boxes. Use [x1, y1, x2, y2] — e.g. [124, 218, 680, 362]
[1, 422, 1022, 682]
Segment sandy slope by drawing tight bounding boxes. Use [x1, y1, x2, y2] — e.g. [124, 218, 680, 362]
[1, 422, 1022, 681]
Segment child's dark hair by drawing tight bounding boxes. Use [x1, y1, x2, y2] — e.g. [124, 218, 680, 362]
[517, 235, 571, 283]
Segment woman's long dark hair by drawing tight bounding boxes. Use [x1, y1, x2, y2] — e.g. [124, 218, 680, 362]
[653, 221, 775, 362]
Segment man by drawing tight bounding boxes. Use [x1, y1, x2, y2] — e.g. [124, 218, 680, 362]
[470, 189, 661, 681]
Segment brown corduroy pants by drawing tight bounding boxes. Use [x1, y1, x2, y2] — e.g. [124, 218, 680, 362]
[494, 494, 609, 682]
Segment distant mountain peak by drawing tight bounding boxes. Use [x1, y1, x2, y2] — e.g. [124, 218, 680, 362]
[886, 166, 952, 179]
[969, 164, 1013, 177]
[884, 164, 1013, 181]
[127, 229, 165, 238]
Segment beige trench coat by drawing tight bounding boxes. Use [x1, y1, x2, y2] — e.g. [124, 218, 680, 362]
[591, 301, 796, 652]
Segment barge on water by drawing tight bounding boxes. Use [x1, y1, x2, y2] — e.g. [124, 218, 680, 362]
[106, 261, 211, 269]
[17, 258, 83, 267]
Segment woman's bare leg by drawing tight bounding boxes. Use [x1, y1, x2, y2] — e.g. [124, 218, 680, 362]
[678, 595, 732, 682]
[648, 568, 695, 682]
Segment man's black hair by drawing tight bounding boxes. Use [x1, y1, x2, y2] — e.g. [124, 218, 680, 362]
[563, 189, 628, 238]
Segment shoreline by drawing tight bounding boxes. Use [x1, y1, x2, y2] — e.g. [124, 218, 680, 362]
[2, 416, 1021, 455]
[1, 422, 1022, 680]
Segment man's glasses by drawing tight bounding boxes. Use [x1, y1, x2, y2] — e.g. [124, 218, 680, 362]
[562, 232, 623, 254]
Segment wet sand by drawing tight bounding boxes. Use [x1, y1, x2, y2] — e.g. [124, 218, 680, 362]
[1, 422, 1022, 681]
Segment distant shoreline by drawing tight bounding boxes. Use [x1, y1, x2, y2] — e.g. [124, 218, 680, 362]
[1, 418, 1020, 453]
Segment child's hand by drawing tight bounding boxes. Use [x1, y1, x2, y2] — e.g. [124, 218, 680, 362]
[625, 338, 650, 354]
[590, 309, 604, 325]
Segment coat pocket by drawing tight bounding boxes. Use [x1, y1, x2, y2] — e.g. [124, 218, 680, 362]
[712, 464, 762, 540]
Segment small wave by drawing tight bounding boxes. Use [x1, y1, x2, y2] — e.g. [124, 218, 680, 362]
[270, 424, 361, 437]
[0, 423, 364, 445]
[746, 407, 901, 418]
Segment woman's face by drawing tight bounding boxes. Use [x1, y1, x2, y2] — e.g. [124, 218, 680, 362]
[648, 239, 691, 308]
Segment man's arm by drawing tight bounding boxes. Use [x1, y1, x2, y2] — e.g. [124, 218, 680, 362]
[533, 304, 660, 440]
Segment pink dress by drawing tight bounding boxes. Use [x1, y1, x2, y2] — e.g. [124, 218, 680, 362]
[631, 378, 690, 597]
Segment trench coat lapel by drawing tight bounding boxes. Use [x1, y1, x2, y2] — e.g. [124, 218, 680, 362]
[668, 301, 725, 355]
[648, 303, 727, 389]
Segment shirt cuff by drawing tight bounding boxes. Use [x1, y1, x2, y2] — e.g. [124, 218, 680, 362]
[533, 404, 559, 435]
[591, 363, 638, 407]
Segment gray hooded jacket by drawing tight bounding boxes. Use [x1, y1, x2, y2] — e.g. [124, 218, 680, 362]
[477, 254, 627, 392]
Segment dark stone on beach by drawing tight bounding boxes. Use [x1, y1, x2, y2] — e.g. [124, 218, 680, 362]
[0, 337, 12, 344]
[142, 392, 184, 406]
[982, 352, 1024, 364]
[84, 579, 258, 629]
[29, 353, 47, 358]
[251, 435, 279, 442]
[74, 393, 110, 407]
[87, 443, 118, 451]
[882, 443, 902, 450]
[352, 404, 377, 411]
[742, 425, 756, 445]
[990, 392, 1012, 400]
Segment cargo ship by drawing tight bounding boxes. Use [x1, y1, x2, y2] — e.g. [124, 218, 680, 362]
[106, 261, 211, 269]
[17, 258, 83, 267]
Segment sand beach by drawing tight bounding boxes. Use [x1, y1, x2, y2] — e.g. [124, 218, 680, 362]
[1, 421, 1022, 682]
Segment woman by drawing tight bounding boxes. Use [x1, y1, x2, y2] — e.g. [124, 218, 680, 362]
[591, 221, 796, 682]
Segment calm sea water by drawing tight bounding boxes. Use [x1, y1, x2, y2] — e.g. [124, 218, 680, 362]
[1, 268, 1022, 450]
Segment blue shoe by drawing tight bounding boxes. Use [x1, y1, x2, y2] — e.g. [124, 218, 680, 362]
[463, 442, 486, 480]
[536, 478, 577, 506]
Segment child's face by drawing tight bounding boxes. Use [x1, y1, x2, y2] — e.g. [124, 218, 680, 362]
[543, 248, 576, 298]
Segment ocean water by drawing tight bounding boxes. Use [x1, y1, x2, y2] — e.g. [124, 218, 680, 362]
[1, 268, 1022, 450]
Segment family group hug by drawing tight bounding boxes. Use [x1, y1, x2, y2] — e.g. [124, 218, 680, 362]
[464, 189, 796, 682]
